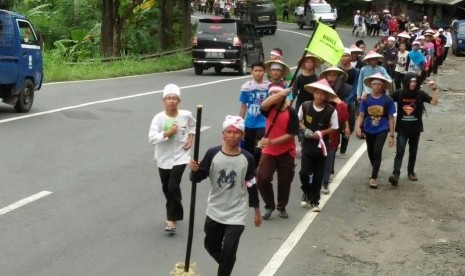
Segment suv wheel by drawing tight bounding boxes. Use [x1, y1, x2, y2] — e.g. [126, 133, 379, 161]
[194, 65, 203, 75]
[14, 79, 34, 113]
[238, 56, 247, 75]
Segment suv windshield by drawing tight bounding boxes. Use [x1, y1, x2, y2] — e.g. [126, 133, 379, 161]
[311, 4, 332, 13]
[197, 22, 236, 36]
[253, 3, 275, 11]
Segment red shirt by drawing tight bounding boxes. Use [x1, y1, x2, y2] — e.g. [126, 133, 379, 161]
[262, 107, 299, 157]
[328, 102, 349, 150]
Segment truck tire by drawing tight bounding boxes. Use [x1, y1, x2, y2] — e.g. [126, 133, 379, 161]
[270, 28, 276, 35]
[194, 65, 203, 75]
[14, 79, 34, 113]
[237, 56, 247, 75]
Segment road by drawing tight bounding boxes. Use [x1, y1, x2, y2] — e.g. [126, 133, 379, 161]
[1, 18, 465, 276]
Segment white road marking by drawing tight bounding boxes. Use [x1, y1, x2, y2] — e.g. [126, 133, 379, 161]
[0, 191, 52, 216]
[258, 143, 367, 276]
[200, 126, 211, 132]
[0, 76, 252, 125]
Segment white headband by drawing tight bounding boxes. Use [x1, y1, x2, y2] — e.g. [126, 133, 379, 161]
[270, 63, 283, 71]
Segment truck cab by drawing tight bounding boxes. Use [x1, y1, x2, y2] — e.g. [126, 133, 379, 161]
[451, 20, 465, 56]
[0, 9, 43, 113]
[297, 0, 337, 30]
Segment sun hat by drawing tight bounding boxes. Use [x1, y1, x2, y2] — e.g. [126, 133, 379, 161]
[424, 29, 435, 35]
[222, 115, 245, 132]
[163, 84, 181, 99]
[297, 53, 322, 68]
[410, 26, 419, 32]
[397, 31, 411, 39]
[343, 48, 351, 56]
[349, 44, 364, 53]
[412, 40, 421, 46]
[319, 66, 348, 81]
[363, 73, 392, 91]
[304, 78, 337, 98]
[265, 60, 291, 77]
[363, 50, 383, 62]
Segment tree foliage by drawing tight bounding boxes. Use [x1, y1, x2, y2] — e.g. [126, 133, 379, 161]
[6, 0, 191, 60]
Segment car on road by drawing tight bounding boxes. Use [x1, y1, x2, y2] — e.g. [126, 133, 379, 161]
[451, 19, 465, 56]
[241, 0, 277, 35]
[192, 18, 264, 75]
[296, 0, 337, 30]
[0, 9, 43, 113]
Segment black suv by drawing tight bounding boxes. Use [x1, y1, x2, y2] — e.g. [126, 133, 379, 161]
[192, 18, 264, 75]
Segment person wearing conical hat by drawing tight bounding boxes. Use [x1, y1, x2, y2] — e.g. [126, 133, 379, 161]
[388, 73, 439, 186]
[292, 53, 321, 113]
[257, 81, 299, 220]
[356, 50, 392, 101]
[350, 43, 365, 69]
[298, 79, 339, 212]
[355, 73, 396, 188]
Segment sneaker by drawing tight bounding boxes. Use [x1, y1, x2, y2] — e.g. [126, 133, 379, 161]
[310, 204, 320, 212]
[262, 209, 273, 220]
[408, 173, 418, 181]
[278, 210, 288, 218]
[340, 153, 347, 159]
[321, 184, 330, 195]
[389, 174, 399, 186]
[300, 193, 309, 208]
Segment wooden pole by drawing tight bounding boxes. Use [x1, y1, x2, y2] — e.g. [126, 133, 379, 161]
[184, 105, 203, 272]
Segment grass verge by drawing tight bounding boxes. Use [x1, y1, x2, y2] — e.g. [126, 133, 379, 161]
[44, 52, 192, 83]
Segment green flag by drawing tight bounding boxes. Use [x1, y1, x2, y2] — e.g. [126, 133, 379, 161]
[305, 23, 344, 66]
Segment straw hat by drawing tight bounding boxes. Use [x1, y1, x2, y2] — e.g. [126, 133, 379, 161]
[363, 73, 392, 91]
[304, 78, 337, 98]
[265, 60, 291, 77]
[297, 53, 322, 68]
[424, 29, 435, 35]
[363, 50, 383, 62]
[319, 66, 348, 81]
[397, 31, 411, 39]
[410, 26, 419, 32]
[349, 44, 364, 53]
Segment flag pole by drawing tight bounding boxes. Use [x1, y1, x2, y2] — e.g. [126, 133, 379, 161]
[262, 20, 322, 140]
[184, 105, 203, 272]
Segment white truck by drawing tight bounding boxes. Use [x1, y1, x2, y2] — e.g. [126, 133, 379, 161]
[296, 0, 337, 30]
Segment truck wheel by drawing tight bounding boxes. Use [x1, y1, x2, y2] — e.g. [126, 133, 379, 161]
[194, 65, 203, 75]
[214, 66, 222, 74]
[14, 79, 34, 113]
[237, 56, 247, 75]
[270, 28, 276, 35]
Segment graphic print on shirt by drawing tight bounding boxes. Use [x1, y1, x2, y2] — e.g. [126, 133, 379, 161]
[163, 118, 177, 140]
[367, 105, 384, 126]
[217, 169, 237, 189]
[401, 98, 418, 121]
[247, 91, 267, 117]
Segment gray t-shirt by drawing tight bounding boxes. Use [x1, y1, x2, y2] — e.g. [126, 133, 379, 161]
[190, 146, 259, 225]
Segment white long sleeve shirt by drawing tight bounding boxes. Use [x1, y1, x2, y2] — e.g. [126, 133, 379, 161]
[148, 110, 196, 169]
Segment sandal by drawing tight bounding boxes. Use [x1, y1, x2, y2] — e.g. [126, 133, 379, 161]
[165, 222, 176, 233]
[369, 178, 378, 189]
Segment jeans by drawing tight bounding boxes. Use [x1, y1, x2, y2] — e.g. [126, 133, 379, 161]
[393, 132, 421, 176]
[257, 152, 295, 211]
[365, 131, 388, 179]
[158, 164, 186, 221]
[204, 216, 245, 276]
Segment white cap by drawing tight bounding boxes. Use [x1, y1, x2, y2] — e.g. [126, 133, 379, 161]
[388, 36, 396, 42]
[439, 28, 444, 32]
[163, 84, 180, 99]
[222, 115, 245, 132]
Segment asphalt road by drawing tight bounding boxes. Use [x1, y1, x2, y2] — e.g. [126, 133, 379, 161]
[1, 18, 465, 276]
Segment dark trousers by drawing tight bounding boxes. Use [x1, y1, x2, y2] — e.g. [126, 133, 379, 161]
[340, 102, 356, 154]
[283, 10, 289, 21]
[204, 216, 245, 276]
[299, 152, 326, 206]
[323, 149, 336, 185]
[365, 131, 388, 179]
[394, 71, 406, 91]
[257, 152, 295, 211]
[243, 127, 264, 168]
[352, 25, 358, 34]
[393, 132, 421, 176]
[443, 47, 450, 62]
[158, 164, 186, 221]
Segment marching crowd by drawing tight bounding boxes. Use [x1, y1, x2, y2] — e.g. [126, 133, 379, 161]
[148, 13, 443, 276]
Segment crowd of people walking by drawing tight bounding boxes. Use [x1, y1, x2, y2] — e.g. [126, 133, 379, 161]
[149, 9, 445, 276]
